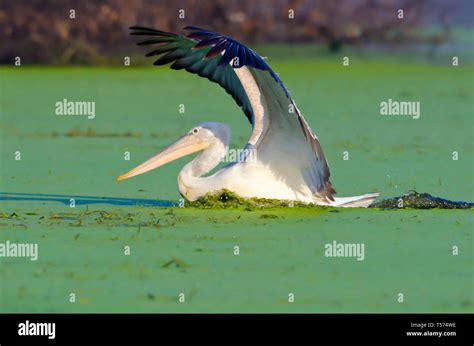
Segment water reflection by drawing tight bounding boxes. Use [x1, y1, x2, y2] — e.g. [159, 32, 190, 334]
[0, 192, 176, 207]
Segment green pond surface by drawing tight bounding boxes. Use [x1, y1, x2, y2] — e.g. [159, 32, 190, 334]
[0, 54, 473, 312]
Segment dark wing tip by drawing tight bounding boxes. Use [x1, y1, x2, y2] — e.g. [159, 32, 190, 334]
[129, 26, 176, 38]
[129, 25, 157, 33]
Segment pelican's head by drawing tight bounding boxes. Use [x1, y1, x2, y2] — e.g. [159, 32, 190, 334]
[116, 122, 229, 181]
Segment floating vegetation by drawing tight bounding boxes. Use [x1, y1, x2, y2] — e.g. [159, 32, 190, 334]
[186, 189, 473, 210]
[161, 257, 190, 269]
[1, 192, 471, 229]
[185, 189, 325, 210]
[0, 207, 175, 230]
[26, 128, 142, 138]
[369, 191, 474, 209]
[65, 126, 141, 138]
[260, 214, 279, 219]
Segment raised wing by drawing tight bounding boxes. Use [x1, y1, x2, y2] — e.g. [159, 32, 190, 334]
[130, 25, 273, 124]
[129, 26, 335, 201]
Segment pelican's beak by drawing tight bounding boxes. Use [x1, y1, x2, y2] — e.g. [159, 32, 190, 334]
[116, 135, 209, 182]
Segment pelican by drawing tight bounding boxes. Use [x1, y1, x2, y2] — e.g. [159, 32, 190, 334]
[117, 26, 379, 207]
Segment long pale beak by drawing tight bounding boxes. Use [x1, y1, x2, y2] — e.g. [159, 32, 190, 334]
[116, 135, 209, 182]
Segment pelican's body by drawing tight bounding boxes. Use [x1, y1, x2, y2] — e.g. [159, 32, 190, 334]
[176, 124, 315, 202]
[117, 26, 380, 207]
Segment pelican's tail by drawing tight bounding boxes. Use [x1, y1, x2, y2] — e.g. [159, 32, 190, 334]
[329, 193, 380, 208]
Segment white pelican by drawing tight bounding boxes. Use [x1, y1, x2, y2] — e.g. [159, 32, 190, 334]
[117, 26, 379, 207]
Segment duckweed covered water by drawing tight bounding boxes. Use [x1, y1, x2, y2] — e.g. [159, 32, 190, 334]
[187, 189, 473, 210]
[0, 56, 472, 312]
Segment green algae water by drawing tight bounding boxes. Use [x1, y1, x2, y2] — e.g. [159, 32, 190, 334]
[0, 56, 472, 312]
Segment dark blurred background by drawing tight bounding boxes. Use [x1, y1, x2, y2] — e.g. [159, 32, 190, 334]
[0, 0, 472, 64]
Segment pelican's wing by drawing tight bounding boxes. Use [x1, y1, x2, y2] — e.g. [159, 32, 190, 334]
[129, 26, 335, 201]
[130, 26, 256, 124]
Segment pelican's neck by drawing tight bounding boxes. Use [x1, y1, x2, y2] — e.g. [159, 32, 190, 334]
[178, 139, 228, 199]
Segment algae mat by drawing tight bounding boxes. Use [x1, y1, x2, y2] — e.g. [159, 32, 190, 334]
[0, 59, 473, 312]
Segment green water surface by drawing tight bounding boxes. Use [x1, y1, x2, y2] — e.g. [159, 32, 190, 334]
[0, 55, 472, 312]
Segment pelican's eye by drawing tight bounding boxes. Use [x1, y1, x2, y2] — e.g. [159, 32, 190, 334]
[192, 128, 199, 134]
